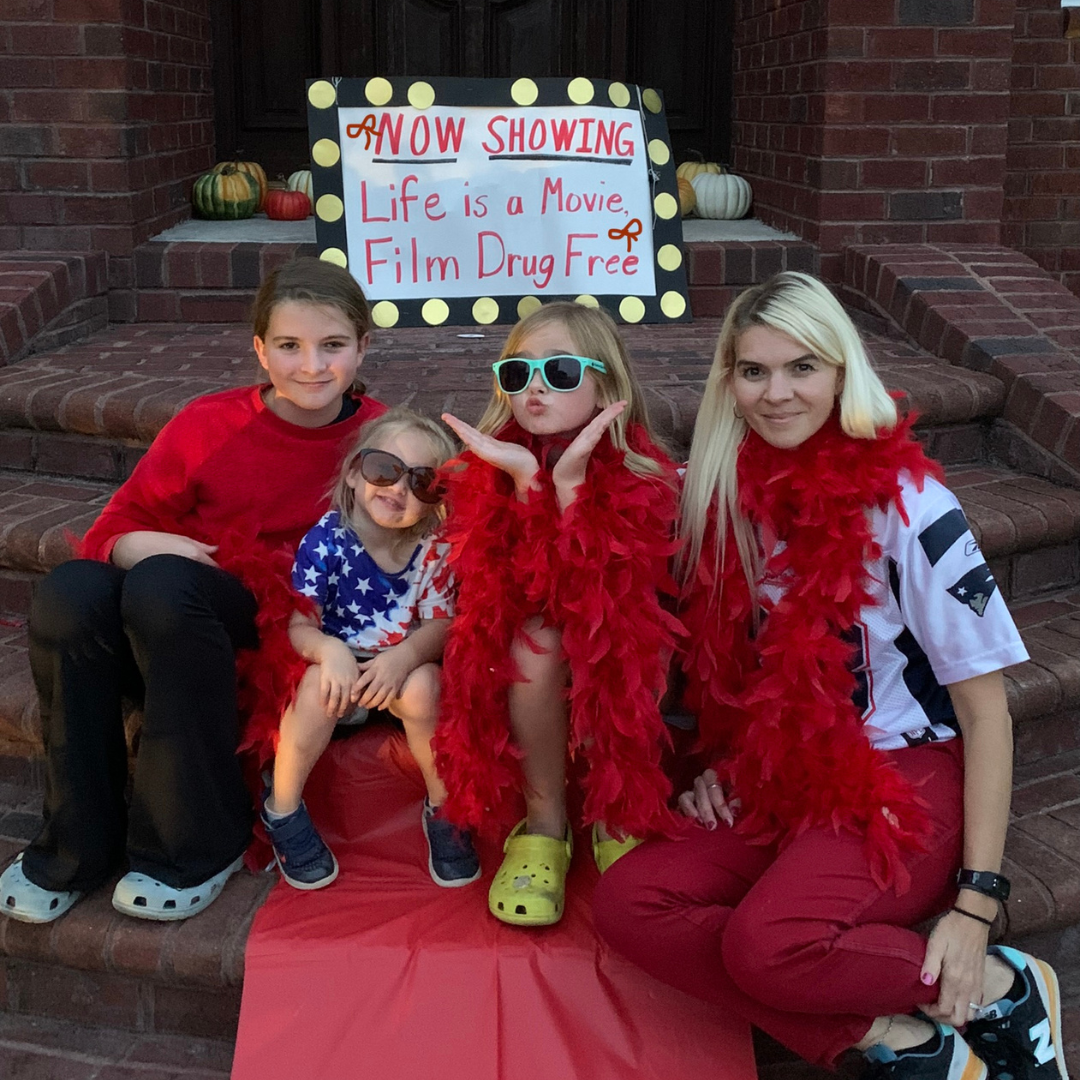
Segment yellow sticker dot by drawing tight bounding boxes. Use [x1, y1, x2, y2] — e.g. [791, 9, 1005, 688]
[654, 192, 678, 220]
[422, 298, 449, 326]
[315, 194, 344, 222]
[661, 291, 687, 319]
[517, 296, 542, 319]
[619, 297, 646, 323]
[365, 78, 393, 106]
[472, 297, 499, 325]
[568, 77, 594, 105]
[608, 82, 630, 108]
[657, 243, 682, 271]
[372, 301, 399, 328]
[312, 138, 340, 168]
[511, 78, 539, 106]
[319, 247, 347, 268]
[648, 139, 671, 166]
[408, 81, 435, 110]
[308, 80, 336, 109]
[642, 88, 662, 113]
[574, 294, 599, 309]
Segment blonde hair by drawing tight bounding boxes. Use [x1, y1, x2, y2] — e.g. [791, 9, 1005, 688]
[476, 302, 666, 477]
[331, 407, 456, 543]
[678, 271, 898, 590]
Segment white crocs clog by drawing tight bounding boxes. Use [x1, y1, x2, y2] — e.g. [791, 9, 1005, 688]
[111, 855, 244, 921]
[0, 854, 82, 924]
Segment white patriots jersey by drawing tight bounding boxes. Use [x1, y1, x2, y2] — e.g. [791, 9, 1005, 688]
[758, 474, 1028, 751]
[292, 510, 455, 654]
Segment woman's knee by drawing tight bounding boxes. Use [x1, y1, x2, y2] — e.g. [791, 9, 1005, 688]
[30, 559, 125, 649]
[120, 555, 214, 641]
[721, 902, 814, 1006]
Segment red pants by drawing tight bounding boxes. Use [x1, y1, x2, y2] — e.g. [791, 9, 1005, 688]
[593, 740, 965, 1067]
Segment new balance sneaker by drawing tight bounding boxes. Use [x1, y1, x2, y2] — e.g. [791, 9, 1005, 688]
[422, 799, 481, 887]
[261, 800, 339, 890]
[966, 946, 1068, 1080]
[865, 1024, 987, 1080]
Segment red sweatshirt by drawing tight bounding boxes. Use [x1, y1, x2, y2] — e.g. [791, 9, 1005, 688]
[80, 386, 386, 561]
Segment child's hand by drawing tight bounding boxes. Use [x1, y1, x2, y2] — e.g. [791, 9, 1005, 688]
[316, 638, 361, 718]
[354, 648, 413, 711]
[551, 401, 627, 510]
[442, 413, 541, 498]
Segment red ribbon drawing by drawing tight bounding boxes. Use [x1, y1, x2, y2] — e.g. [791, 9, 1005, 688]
[608, 218, 643, 253]
[346, 114, 379, 149]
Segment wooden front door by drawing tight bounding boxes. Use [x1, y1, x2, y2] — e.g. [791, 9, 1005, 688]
[210, 0, 732, 179]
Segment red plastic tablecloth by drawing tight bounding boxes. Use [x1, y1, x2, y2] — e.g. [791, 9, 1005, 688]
[231, 727, 755, 1080]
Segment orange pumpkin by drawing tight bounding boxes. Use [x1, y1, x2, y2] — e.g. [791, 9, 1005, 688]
[212, 158, 268, 210]
[677, 176, 697, 216]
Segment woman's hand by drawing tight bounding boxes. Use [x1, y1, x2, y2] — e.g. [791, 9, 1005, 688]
[676, 768, 737, 830]
[355, 647, 414, 711]
[919, 907, 993, 1027]
[551, 401, 627, 511]
[442, 413, 540, 498]
[111, 530, 219, 570]
[315, 637, 361, 719]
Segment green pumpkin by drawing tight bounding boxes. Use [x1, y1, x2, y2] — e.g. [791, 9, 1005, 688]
[192, 166, 259, 220]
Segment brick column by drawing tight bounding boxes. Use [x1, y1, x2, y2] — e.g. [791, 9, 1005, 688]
[0, 0, 215, 318]
[732, 0, 1017, 280]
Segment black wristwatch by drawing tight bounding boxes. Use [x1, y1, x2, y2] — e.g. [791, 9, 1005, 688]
[957, 868, 1011, 902]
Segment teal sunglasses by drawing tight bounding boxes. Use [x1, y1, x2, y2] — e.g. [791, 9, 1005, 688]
[492, 354, 607, 394]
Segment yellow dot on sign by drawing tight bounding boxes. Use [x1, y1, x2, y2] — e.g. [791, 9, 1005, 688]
[661, 291, 687, 319]
[408, 81, 435, 109]
[517, 296, 542, 319]
[312, 138, 340, 168]
[568, 77, 594, 105]
[319, 248, 347, 268]
[648, 139, 671, 166]
[511, 78, 538, 106]
[316, 194, 344, 222]
[654, 192, 678, 220]
[608, 82, 630, 108]
[365, 77, 393, 106]
[657, 243, 682, 271]
[574, 294, 599, 309]
[642, 88, 662, 113]
[422, 298, 449, 326]
[619, 297, 646, 323]
[372, 301, 399, 328]
[308, 81, 336, 109]
[472, 297, 499, 324]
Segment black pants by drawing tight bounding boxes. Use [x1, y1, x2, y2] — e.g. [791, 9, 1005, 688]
[22, 555, 258, 892]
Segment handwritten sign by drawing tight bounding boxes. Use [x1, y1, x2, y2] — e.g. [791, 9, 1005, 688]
[305, 77, 691, 327]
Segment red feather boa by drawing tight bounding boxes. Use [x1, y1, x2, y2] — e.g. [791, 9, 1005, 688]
[434, 420, 683, 839]
[681, 414, 943, 893]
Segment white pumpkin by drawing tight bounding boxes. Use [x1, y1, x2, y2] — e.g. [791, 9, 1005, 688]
[287, 169, 314, 203]
[690, 172, 752, 220]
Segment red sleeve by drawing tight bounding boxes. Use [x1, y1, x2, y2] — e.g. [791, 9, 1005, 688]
[79, 407, 202, 562]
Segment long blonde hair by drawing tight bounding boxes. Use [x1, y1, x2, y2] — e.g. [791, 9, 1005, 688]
[476, 302, 666, 477]
[678, 272, 899, 590]
[331, 407, 456, 543]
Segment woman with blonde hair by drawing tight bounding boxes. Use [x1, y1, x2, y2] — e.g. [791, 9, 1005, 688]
[595, 273, 1065, 1080]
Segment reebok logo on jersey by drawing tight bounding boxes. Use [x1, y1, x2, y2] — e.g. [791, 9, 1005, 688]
[947, 562, 997, 617]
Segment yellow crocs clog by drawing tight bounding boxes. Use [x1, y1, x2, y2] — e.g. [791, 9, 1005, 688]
[592, 824, 642, 874]
[488, 819, 572, 927]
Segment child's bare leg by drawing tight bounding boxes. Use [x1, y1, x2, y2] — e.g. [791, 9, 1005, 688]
[268, 664, 337, 815]
[388, 662, 446, 806]
[508, 618, 568, 840]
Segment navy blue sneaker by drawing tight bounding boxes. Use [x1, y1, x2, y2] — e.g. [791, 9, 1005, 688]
[966, 947, 1068, 1080]
[422, 799, 481, 887]
[261, 801, 339, 890]
[865, 1024, 987, 1080]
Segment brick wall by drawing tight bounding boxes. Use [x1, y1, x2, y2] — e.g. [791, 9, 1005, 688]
[1003, 0, 1080, 298]
[732, 0, 1017, 280]
[0, 0, 215, 319]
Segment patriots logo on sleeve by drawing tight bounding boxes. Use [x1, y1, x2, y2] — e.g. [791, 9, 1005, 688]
[947, 562, 997, 617]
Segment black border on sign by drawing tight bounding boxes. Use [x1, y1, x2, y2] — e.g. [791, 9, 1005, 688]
[305, 76, 692, 327]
